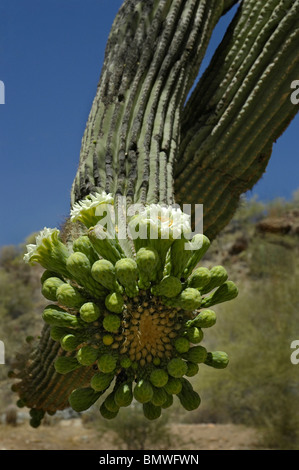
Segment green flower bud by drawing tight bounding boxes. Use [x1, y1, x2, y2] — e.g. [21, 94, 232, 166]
[42, 305, 84, 329]
[88, 224, 125, 264]
[42, 277, 64, 301]
[105, 292, 124, 314]
[56, 283, 86, 309]
[97, 354, 117, 373]
[204, 351, 229, 369]
[120, 357, 132, 369]
[133, 380, 154, 404]
[185, 327, 203, 344]
[66, 252, 107, 298]
[91, 259, 120, 292]
[177, 288, 202, 311]
[187, 267, 211, 290]
[151, 387, 168, 407]
[54, 356, 82, 374]
[185, 362, 199, 377]
[143, 402, 161, 420]
[200, 265, 228, 294]
[167, 358, 188, 378]
[79, 302, 101, 323]
[136, 247, 159, 288]
[174, 337, 190, 353]
[99, 403, 119, 419]
[186, 309, 217, 329]
[151, 276, 182, 298]
[24, 228, 70, 278]
[183, 234, 210, 278]
[91, 372, 114, 392]
[103, 314, 121, 333]
[163, 377, 182, 395]
[60, 334, 82, 352]
[114, 382, 133, 407]
[115, 258, 139, 297]
[73, 235, 99, 265]
[149, 369, 169, 388]
[68, 387, 103, 412]
[103, 392, 119, 413]
[184, 345, 207, 364]
[77, 345, 99, 366]
[201, 281, 238, 308]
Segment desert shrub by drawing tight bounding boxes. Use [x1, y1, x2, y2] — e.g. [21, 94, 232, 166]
[190, 237, 299, 449]
[94, 401, 174, 450]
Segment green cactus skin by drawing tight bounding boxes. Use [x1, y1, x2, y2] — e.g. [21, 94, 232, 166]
[204, 351, 229, 369]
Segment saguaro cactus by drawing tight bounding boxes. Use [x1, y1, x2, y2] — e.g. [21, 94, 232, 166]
[10, 0, 299, 426]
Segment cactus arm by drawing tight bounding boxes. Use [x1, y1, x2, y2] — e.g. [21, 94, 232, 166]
[71, 0, 228, 207]
[174, 0, 299, 240]
[12, 325, 94, 413]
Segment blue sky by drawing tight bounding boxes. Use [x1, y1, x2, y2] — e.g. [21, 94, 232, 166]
[0, 1, 298, 247]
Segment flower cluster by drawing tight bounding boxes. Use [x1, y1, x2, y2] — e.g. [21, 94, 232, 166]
[21, 192, 238, 426]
